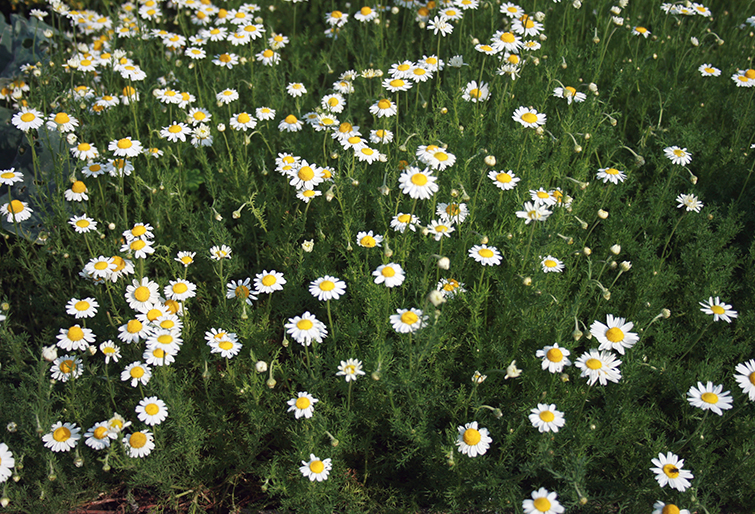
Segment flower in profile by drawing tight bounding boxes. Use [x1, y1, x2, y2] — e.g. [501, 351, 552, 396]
[529, 404, 565, 433]
[42, 422, 81, 452]
[522, 488, 564, 514]
[3, 199, 33, 223]
[279, 114, 303, 132]
[590, 314, 639, 355]
[596, 167, 626, 184]
[337, 358, 365, 382]
[699, 297, 737, 323]
[512, 106, 546, 128]
[698, 64, 721, 77]
[553, 86, 587, 104]
[254, 270, 286, 294]
[516, 202, 552, 224]
[390, 308, 428, 333]
[51, 354, 84, 381]
[99, 340, 121, 364]
[300, 454, 332, 481]
[356, 230, 383, 248]
[664, 146, 692, 166]
[84, 422, 111, 450]
[541, 256, 564, 273]
[468, 244, 502, 266]
[512, 13, 543, 37]
[64, 180, 89, 202]
[650, 452, 693, 492]
[0, 168, 23, 186]
[734, 359, 755, 401]
[536, 343, 571, 373]
[123, 430, 155, 458]
[285, 312, 328, 346]
[373, 263, 406, 287]
[462, 81, 490, 103]
[676, 193, 703, 213]
[427, 220, 455, 241]
[652, 502, 690, 514]
[488, 169, 521, 191]
[455, 421, 492, 457]
[633, 26, 651, 38]
[309, 276, 347, 301]
[287, 392, 318, 419]
[687, 381, 733, 415]
[574, 349, 622, 386]
[472, 370, 487, 384]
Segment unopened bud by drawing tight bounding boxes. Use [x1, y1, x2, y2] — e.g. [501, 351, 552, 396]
[437, 256, 450, 270]
[480, 235, 489, 244]
[384, 244, 393, 258]
[602, 290, 611, 300]
[440, 107, 448, 114]
[610, 261, 618, 269]
[690, 36, 699, 46]
[572, 0, 581, 7]
[351, 179, 359, 186]
[661, 308, 671, 318]
[572, 329, 583, 341]
[48, 474, 57, 482]
[619, 261, 632, 272]
[484, 155, 496, 167]
[560, 373, 569, 382]
[574, 145, 582, 153]
[74, 457, 84, 468]
[580, 497, 588, 505]
[428, 290, 445, 307]
[597, 209, 608, 219]
[255, 361, 268, 373]
[535, 11, 545, 21]
[523, 277, 532, 286]
[583, 247, 592, 256]
[266, 378, 276, 389]
[371, 371, 380, 381]
[6, 422, 16, 433]
[0, 498, 9, 507]
[610, 244, 621, 255]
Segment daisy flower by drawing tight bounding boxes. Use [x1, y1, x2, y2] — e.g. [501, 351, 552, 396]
[398, 167, 439, 199]
[64, 180, 89, 202]
[536, 343, 571, 373]
[676, 193, 703, 213]
[175, 251, 196, 267]
[337, 358, 366, 382]
[47, 112, 79, 132]
[512, 14, 543, 37]
[0, 443, 12, 482]
[65, 297, 99, 319]
[575, 349, 622, 386]
[256, 107, 276, 120]
[664, 146, 692, 166]
[42, 422, 81, 452]
[285, 312, 328, 346]
[125, 277, 160, 312]
[216, 88, 239, 104]
[0, 168, 22, 186]
[99, 340, 121, 364]
[687, 381, 733, 415]
[652, 502, 690, 514]
[390, 308, 428, 333]
[382, 77, 413, 93]
[590, 314, 639, 355]
[427, 15, 453, 36]
[491, 30, 522, 53]
[279, 114, 304, 132]
[488, 169, 520, 190]
[230, 112, 257, 131]
[356, 230, 383, 248]
[256, 49, 280, 66]
[373, 263, 406, 287]
[165, 279, 197, 302]
[143, 347, 176, 367]
[500, 2, 525, 18]
[698, 64, 721, 77]
[309, 276, 346, 301]
[289, 162, 325, 190]
[70, 142, 98, 160]
[650, 452, 693, 492]
[468, 244, 502, 266]
[553, 86, 587, 104]
[530, 188, 556, 206]
[699, 296, 737, 323]
[516, 201, 552, 224]
[596, 167, 626, 184]
[287, 392, 318, 419]
[734, 359, 755, 401]
[123, 430, 155, 458]
[226, 278, 256, 305]
[56, 325, 95, 352]
[354, 6, 378, 22]
[11, 107, 44, 132]
[136, 397, 169, 425]
[529, 404, 565, 433]
[437, 202, 468, 224]
[300, 454, 332, 481]
[369, 98, 397, 118]
[121, 361, 152, 387]
[50, 354, 84, 381]
[212, 52, 239, 68]
[108, 137, 143, 158]
[541, 256, 564, 273]
[424, 149, 456, 171]
[321, 93, 346, 113]
[3, 199, 33, 223]
[427, 220, 455, 241]
[522, 488, 564, 514]
[106, 413, 131, 439]
[462, 81, 490, 102]
[512, 106, 546, 128]
[369, 129, 394, 144]
[456, 421, 492, 457]
[147, 329, 183, 356]
[118, 318, 153, 344]
[84, 422, 111, 450]
[121, 238, 155, 259]
[254, 270, 286, 294]
[210, 244, 232, 260]
[391, 213, 421, 233]
[633, 26, 651, 38]
[437, 278, 466, 299]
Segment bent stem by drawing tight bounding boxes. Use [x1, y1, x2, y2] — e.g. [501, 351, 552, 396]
[658, 212, 686, 271]
[674, 321, 714, 364]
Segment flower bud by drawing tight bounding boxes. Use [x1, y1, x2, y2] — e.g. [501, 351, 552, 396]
[535, 11, 545, 21]
[572, 329, 583, 341]
[74, 457, 84, 468]
[351, 179, 359, 187]
[574, 145, 582, 153]
[302, 239, 314, 252]
[391, 6, 399, 13]
[602, 290, 611, 300]
[690, 36, 699, 46]
[437, 256, 450, 270]
[560, 373, 569, 382]
[42, 345, 58, 362]
[255, 361, 268, 373]
[440, 107, 448, 114]
[1, 498, 9, 507]
[610, 244, 621, 255]
[662, 308, 671, 318]
[597, 209, 609, 219]
[48, 474, 57, 482]
[583, 247, 592, 256]
[610, 261, 617, 269]
[484, 155, 496, 167]
[580, 498, 588, 506]
[619, 261, 632, 272]
[588, 82, 598, 93]
[480, 235, 489, 244]
[428, 290, 445, 307]
[610, 6, 621, 15]
[66, 133, 77, 145]
[523, 277, 532, 286]
[572, 0, 581, 8]
[266, 378, 276, 389]
[282, 336, 289, 347]
[6, 422, 16, 433]
[383, 244, 393, 259]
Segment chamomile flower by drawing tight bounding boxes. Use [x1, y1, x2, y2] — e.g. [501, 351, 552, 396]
[226, 278, 256, 305]
[664, 146, 692, 166]
[43, 422, 81, 452]
[212, 52, 239, 68]
[590, 314, 639, 355]
[456, 421, 491, 457]
[699, 297, 737, 323]
[321, 93, 346, 113]
[300, 454, 332, 481]
[370, 129, 394, 144]
[462, 81, 490, 102]
[84, 422, 111, 450]
[51, 354, 84, 381]
[676, 193, 704, 213]
[382, 77, 413, 92]
[373, 263, 406, 287]
[279, 114, 304, 132]
[309, 276, 347, 301]
[118, 318, 153, 344]
[488, 169, 520, 191]
[512, 14, 543, 37]
[356, 230, 383, 248]
[500, 2, 525, 18]
[63, 180, 88, 202]
[136, 397, 169, 426]
[390, 306, 430, 333]
[84, 256, 116, 280]
[11, 107, 44, 132]
[165, 279, 197, 302]
[391, 213, 420, 233]
[427, 220, 455, 241]
[146, 329, 183, 356]
[437, 278, 466, 299]
[285, 312, 328, 346]
[125, 277, 160, 311]
[230, 112, 257, 131]
[529, 404, 566, 433]
[491, 30, 522, 53]
[65, 297, 99, 319]
[428, 15, 454, 36]
[541, 256, 564, 273]
[56, 325, 96, 351]
[575, 349, 622, 386]
[0, 168, 22, 186]
[652, 502, 690, 514]
[175, 251, 196, 267]
[516, 202, 552, 224]
[47, 112, 79, 132]
[287, 392, 318, 419]
[143, 347, 176, 366]
[123, 430, 155, 458]
[698, 64, 721, 77]
[596, 167, 626, 184]
[216, 88, 239, 104]
[254, 270, 286, 294]
[326, 10, 348, 26]
[3, 199, 33, 223]
[553, 86, 587, 104]
[256, 106, 276, 120]
[468, 244, 502, 266]
[650, 452, 693, 492]
[210, 245, 232, 260]
[121, 361, 152, 387]
[256, 49, 280, 66]
[70, 142, 99, 160]
[354, 6, 378, 22]
[99, 340, 121, 364]
[399, 167, 439, 199]
[512, 106, 546, 128]
[734, 360, 755, 401]
[536, 343, 571, 373]
[633, 26, 651, 38]
[522, 488, 564, 514]
[530, 188, 557, 206]
[337, 358, 365, 382]
[687, 381, 733, 416]
[106, 413, 131, 439]
[108, 137, 143, 158]
[290, 162, 325, 190]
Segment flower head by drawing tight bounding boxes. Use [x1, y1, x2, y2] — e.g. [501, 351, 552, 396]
[589, 314, 639, 355]
[699, 297, 737, 323]
[300, 454, 332, 481]
[687, 381, 733, 415]
[337, 358, 365, 382]
[456, 421, 491, 457]
[650, 452, 693, 492]
[664, 146, 692, 166]
[287, 392, 319, 419]
[42, 422, 81, 452]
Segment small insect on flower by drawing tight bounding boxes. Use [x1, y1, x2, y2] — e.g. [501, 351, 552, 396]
[699, 296, 737, 323]
[650, 452, 694, 492]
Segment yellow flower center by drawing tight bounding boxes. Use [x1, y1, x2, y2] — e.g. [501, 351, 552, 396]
[232, 285, 248, 298]
[309, 460, 325, 473]
[295, 397, 310, 410]
[327, 97, 339, 107]
[218, 340, 233, 350]
[157, 334, 173, 345]
[76, 219, 90, 228]
[360, 236, 376, 247]
[302, 190, 316, 197]
[152, 348, 166, 358]
[478, 249, 494, 258]
[93, 426, 108, 439]
[701, 392, 718, 404]
[238, 113, 251, 124]
[53, 427, 71, 442]
[1, 172, 14, 179]
[298, 166, 315, 181]
[411, 173, 428, 186]
[564, 86, 577, 97]
[360, 6, 372, 15]
[378, 99, 391, 109]
[663, 464, 680, 478]
[381, 266, 396, 277]
[168, 124, 182, 133]
[389, 79, 405, 88]
[263, 49, 274, 58]
[536, 191, 549, 199]
[126, 320, 143, 334]
[539, 410, 555, 422]
[130, 366, 145, 378]
[159, 319, 175, 330]
[319, 280, 335, 291]
[74, 300, 90, 311]
[400, 311, 419, 325]
[749, 372, 755, 386]
[746, 69, 755, 79]
[586, 358, 602, 370]
[463, 428, 481, 445]
[338, 122, 353, 133]
[68, 326, 84, 341]
[244, 25, 257, 32]
[496, 173, 512, 183]
[546, 348, 563, 362]
[347, 136, 362, 145]
[501, 32, 515, 43]
[88, 164, 102, 173]
[129, 432, 147, 448]
[284, 115, 298, 124]
[94, 261, 109, 270]
[219, 54, 232, 63]
[134, 286, 150, 303]
[145, 403, 160, 416]
[533, 497, 551, 512]
[117, 138, 133, 149]
[297, 319, 314, 330]
[131, 239, 146, 251]
[605, 327, 624, 343]
[59, 360, 73, 374]
[636, 26, 647, 33]
[544, 259, 557, 268]
[507, 54, 520, 64]
[434, 224, 448, 233]
[20, 112, 36, 122]
[413, 67, 426, 76]
[361, 148, 374, 156]
[8, 200, 24, 214]
[521, 112, 537, 124]
[146, 308, 162, 321]
[54, 113, 71, 124]
[180, 255, 193, 265]
[469, 88, 481, 98]
[332, 10, 343, 18]
[662, 505, 681, 514]
[261, 274, 276, 287]
[711, 305, 725, 315]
